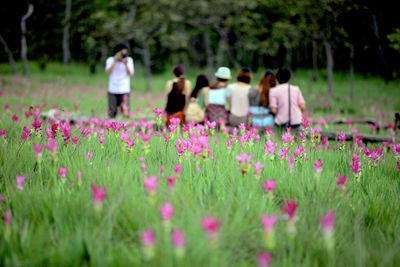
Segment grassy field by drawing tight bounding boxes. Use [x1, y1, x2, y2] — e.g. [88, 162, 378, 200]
[0, 62, 400, 266]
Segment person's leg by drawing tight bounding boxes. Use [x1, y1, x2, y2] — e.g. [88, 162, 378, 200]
[108, 93, 118, 118]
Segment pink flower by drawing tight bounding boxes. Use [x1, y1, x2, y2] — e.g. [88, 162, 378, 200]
[87, 151, 93, 160]
[91, 184, 107, 204]
[141, 163, 146, 172]
[287, 156, 294, 171]
[74, 103, 79, 110]
[159, 202, 175, 221]
[12, 114, 19, 121]
[4, 210, 12, 226]
[59, 167, 67, 178]
[45, 139, 57, 152]
[167, 175, 177, 187]
[78, 170, 82, 182]
[350, 155, 362, 175]
[201, 215, 221, 236]
[337, 174, 346, 188]
[338, 132, 346, 143]
[260, 178, 276, 193]
[32, 118, 42, 130]
[281, 133, 294, 144]
[281, 200, 297, 219]
[141, 229, 155, 246]
[99, 135, 105, 145]
[294, 146, 305, 157]
[398, 162, 400, 171]
[160, 164, 164, 174]
[0, 195, 4, 202]
[16, 174, 26, 190]
[153, 108, 163, 116]
[301, 118, 309, 128]
[320, 211, 335, 232]
[260, 214, 279, 232]
[257, 252, 273, 267]
[252, 161, 264, 175]
[314, 159, 322, 173]
[72, 137, 78, 145]
[33, 143, 42, 156]
[235, 152, 255, 163]
[279, 148, 290, 159]
[171, 229, 186, 247]
[143, 175, 158, 193]
[174, 163, 181, 174]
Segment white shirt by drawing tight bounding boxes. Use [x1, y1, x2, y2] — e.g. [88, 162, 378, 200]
[105, 57, 134, 94]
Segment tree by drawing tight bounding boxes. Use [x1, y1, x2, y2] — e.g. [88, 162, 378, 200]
[62, 0, 71, 65]
[0, 34, 17, 74]
[21, 4, 34, 76]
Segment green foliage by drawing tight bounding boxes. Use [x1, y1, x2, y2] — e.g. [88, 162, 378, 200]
[387, 29, 400, 52]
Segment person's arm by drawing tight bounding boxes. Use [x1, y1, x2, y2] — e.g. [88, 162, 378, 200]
[269, 90, 278, 115]
[297, 88, 306, 112]
[165, 81, 172, 102]
[204, 88, 209, 109]
[226, 85, 232, 110]
[184, 80, 191, 110]
[123, 57, 134, 76]
[106, 52, 122, 74]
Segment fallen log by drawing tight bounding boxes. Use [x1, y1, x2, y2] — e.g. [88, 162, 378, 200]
[331, 118, 377, 126]
[320, 131, 397, 143]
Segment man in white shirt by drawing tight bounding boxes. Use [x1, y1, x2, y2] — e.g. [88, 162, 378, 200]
[105, 43, 134, 118]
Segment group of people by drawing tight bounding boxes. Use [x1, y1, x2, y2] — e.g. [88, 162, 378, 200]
[106, 43, 306, 129]
[164, 65, 306, 129]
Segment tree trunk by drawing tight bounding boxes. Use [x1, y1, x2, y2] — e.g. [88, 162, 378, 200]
[181, 51, 189, 72]
[142, 42, 152, 93]
[324, 40, 333, 96]
[312, 39, 318, 81]
[62, 0, 72, 65]
[0, 34, 17, 74]
[350, 44, 354, 99]
[203, 29, 214, 79]
[285, 44, 292, 68]
[100, 42, 108, 69]
[215, 37, 224, 68]
[21, 4, 34, 76]
[371, 14, 391, 82]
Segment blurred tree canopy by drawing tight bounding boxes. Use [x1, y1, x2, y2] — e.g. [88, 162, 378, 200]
[1, 0, 400, 82]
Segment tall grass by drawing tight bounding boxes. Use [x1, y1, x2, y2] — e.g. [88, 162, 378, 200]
[0, 63, 399, 266]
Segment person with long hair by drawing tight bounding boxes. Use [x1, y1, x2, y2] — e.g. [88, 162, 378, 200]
[185, 74, 209, 123]
[249, 70, 276, 127]
[204, 67, 231, 124]
[226, 67, 252, 127]
[269, 68, 306, 129]
[165, 65, 191, 126]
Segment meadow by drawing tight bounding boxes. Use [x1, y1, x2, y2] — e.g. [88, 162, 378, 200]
[0, 62, 400, 267]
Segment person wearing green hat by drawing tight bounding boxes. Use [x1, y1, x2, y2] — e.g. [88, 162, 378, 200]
[204, 66, 231, 125]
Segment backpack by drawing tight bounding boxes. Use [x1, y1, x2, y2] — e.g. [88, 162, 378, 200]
[185, 98, 205, 123]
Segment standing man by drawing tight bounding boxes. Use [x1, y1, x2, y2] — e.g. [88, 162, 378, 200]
[106, 43, 134, 118]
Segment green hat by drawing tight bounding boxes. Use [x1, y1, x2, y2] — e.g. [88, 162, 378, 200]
[215, 66, 231, 80]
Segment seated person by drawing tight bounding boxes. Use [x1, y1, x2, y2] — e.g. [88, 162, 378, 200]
[269, 68, 306, 129]
[226, 67, 252, 127]
[185, 74, 210, 123]
[249, 70, 276, 128]
[204, 67, 231, 125]
[165, 65, 191, 126]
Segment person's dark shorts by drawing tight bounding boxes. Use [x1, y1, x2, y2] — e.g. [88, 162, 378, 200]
[108, 92, 130, 118]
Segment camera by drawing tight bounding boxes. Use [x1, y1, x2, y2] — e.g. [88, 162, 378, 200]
[121, 52, 127, 58]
